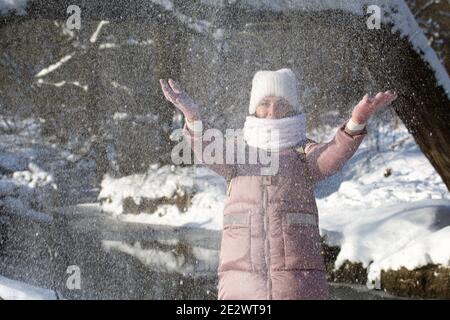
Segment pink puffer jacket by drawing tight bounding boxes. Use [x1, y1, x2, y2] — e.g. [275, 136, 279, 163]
[182, 119, 367, 299]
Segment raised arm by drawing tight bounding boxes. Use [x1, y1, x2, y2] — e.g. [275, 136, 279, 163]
[159, 78, 236, 181]
[304, 120, 367, 183]
[304, 90, 398, 183]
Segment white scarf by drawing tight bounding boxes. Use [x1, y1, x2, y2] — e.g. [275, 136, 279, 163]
[243, 113, 307, 151]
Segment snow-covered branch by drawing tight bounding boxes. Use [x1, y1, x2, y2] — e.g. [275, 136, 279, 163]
[148, 0, 225, 42]
[90, 20, 110, 43]
[36, 78, 88, 91]
[35, 53, 74, 78]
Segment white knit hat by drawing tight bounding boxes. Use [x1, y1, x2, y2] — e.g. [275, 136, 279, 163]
[248, 68, 303, 115]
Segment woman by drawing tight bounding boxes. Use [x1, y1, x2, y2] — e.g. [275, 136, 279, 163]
[159, 68, 397, 300]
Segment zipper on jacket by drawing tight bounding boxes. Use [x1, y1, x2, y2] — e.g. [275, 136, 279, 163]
[262, 176, 272, 300]
[226, 179, 233, 197]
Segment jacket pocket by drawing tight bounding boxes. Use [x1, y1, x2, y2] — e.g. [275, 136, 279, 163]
[218, 212, 252, 272]
[282, 212, 325, 271]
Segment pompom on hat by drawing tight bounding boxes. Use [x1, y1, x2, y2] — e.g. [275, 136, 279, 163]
[248, 68, 304, 115]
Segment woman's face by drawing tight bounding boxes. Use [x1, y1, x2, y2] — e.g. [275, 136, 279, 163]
[254, 95, 296, 119]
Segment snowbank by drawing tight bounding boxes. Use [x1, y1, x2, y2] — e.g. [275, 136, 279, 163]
[314, 120, 449, 287]
[321, 199, 450, 289]
[98, 165, 226, 230]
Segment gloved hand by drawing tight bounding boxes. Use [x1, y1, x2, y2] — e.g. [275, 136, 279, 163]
[351, 91, 398, 125]
[159, 78, 201, 122]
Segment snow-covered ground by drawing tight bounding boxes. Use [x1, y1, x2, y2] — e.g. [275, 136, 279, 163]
[99, 164, 226, 230]
[99, 118, 450, 289]
[327, 199, 450, 289]
[313, 119, 450, 288]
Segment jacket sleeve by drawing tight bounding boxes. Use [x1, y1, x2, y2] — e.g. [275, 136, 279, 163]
[182, 120, 237, 181]
[304, 119, 367, 184]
